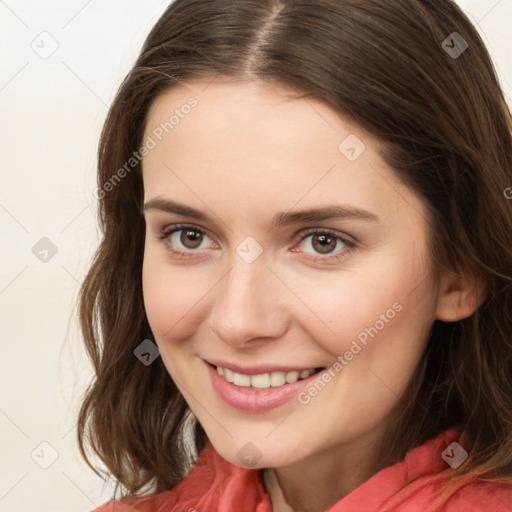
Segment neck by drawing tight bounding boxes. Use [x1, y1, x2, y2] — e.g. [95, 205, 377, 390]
[262, 428, 386, 512]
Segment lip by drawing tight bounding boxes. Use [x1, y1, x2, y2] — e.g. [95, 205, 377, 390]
[205, 360, 325, 412]
[204, 358, 320, 376]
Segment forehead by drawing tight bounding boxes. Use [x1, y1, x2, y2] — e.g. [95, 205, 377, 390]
[141, 79, 428, 232]
[143, 78, 352, 163]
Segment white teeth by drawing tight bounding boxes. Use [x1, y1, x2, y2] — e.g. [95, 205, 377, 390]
[216, 366, 316, 390]
[224, 368, 234, 383]
[300, 369, 312, 379]
[251, 373, 270, 389]
[285, 370, 300, 383]
[233, 372, 251, 387]
[270, 371, 286, 387]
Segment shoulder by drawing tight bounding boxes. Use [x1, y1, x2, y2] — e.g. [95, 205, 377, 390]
[440, 479, 512, 512]
[90, 442, 218, 512]
[378, 429, 512, 512]
[89, 441, 270, 512]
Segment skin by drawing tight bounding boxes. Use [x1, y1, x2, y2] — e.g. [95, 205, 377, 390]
[141, 78, 484, 512]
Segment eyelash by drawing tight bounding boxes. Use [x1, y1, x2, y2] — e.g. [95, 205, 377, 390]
[157, 223, 357, 263]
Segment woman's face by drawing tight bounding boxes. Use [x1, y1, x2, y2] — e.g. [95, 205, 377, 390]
[141, 78, 441, 470]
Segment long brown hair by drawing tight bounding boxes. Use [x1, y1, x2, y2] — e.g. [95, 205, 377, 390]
[77, 0, 512, 503]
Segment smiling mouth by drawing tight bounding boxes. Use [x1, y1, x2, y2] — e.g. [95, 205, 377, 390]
[208, 363, 324, 390]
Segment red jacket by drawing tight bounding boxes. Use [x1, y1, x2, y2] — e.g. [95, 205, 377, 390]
[92, 428, 512, 511]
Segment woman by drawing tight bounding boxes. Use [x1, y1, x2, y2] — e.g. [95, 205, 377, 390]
[78, 1, 512, 510]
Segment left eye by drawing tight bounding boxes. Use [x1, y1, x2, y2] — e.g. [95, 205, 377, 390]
[297, 231, 351, 256]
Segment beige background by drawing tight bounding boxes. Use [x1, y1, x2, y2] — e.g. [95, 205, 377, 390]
[0, 1, 511, 511]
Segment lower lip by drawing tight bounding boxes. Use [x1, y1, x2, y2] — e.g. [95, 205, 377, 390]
[206, 361, 323, 412]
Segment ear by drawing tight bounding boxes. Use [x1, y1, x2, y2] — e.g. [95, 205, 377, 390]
[435, 270, 487, 322]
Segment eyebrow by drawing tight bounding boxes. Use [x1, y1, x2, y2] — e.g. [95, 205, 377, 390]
[143, 198, 381, 227]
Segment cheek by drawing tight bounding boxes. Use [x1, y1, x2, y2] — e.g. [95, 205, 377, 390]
[288, 249, 435, 359]
[142, 249, 213, 344]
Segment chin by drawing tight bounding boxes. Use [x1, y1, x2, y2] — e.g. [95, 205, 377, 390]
[210, 435, 300, 470]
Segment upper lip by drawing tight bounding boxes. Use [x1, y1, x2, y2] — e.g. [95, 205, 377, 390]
[204, 358, 322, 376]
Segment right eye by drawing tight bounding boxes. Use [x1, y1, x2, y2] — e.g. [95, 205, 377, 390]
[159, 224, 217, 257]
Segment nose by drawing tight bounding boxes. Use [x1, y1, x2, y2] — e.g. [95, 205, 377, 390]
[209, 253, 290, 348]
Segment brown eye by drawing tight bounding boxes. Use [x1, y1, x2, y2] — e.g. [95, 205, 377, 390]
[296, 229, 355, 262]
[311, 233, 337, 254]
[159, 224, 216, 259]
[180, 229, 204, 249]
